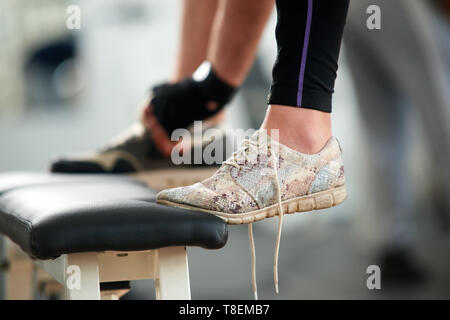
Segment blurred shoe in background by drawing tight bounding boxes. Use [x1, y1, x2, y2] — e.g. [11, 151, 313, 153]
[50, 112, 232, 189]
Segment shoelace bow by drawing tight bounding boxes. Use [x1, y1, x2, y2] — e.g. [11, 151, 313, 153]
[224, 137, 285, 300]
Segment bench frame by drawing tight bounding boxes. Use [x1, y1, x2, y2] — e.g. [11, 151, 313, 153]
[4, 242, 191, 300]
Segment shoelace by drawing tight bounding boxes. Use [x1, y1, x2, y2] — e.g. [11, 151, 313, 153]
[224, 136, 285, 300]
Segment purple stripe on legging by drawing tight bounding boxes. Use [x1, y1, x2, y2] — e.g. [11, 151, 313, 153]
[297, 0, 313, 106]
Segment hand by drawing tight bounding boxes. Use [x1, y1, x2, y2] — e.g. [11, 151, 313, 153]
[142, 101, 183, 158]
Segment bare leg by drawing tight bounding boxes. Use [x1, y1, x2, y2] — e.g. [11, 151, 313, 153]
[261, 105, 332, 154]
[261, 0, 349, 154]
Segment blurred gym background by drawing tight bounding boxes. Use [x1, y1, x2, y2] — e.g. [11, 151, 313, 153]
[0, 0, 449, 299]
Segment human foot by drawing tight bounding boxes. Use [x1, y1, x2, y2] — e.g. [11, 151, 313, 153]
[261, 105, 332, 154]
[157, 130, 346, 222]
[50, 118, 232, 173]
[157, 130, 346, 298]
[50, 120, 172, 174]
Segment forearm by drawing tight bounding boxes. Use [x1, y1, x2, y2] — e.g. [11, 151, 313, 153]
[173, 0, 219, 81]
[207, 0, 275, 87]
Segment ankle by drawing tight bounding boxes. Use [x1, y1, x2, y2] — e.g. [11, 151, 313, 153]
[260, 105, 332, 154]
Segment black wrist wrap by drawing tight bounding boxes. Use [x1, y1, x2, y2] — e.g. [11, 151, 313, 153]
[150, 64, 236, 135]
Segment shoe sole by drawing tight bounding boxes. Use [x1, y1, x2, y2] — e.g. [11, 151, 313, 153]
[157, 184, 347, 225]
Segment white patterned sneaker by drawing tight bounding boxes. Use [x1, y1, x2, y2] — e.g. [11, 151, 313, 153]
[157, 130, 347, 299]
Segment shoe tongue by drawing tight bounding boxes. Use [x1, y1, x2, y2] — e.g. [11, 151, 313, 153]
[235, 130, 279, 165]
[248, 130, 270, 146]
[250, 130, 281, 155]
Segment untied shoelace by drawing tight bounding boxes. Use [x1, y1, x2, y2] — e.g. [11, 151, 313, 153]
[224, 136, 285, 300]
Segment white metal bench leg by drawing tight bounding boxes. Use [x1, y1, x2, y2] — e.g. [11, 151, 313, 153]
[30, 247, 191, 300]
[0, 236, 6, 300]
[155, 246, 191, 300]
[64, 252, 100, 300]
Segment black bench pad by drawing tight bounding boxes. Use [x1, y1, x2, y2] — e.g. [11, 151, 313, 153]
[0, 173, 228, 259]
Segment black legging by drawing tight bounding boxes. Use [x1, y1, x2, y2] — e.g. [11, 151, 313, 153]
[268, 0, 350, 113]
